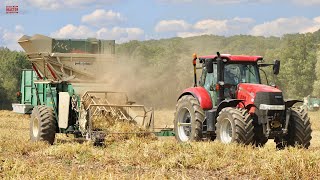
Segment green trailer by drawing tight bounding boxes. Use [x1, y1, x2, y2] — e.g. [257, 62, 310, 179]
[13, 34, 173, 145]
[12, 69, 67, 114]
[302, 95, 320, 111]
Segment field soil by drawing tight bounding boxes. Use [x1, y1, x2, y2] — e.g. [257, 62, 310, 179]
[1, 110, 320, 179]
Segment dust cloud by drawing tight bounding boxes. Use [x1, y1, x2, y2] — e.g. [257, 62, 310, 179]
[97, 55, 194, 110]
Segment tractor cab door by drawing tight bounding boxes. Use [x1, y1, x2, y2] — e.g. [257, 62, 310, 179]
[224, 64, 241, 99]
[200, 64, 218, 107]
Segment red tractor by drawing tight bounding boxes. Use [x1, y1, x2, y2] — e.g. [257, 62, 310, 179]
[174, 52, 312, 148]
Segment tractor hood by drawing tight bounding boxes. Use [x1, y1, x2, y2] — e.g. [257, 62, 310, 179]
[238, 83, 282, 94]
[237, 83, 283, 106]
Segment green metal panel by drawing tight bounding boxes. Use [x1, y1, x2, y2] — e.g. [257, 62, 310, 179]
[46, 84, 57, 108]
[20, 70, 33, 104]
[35, 83, 44, 106]
[20, 70, 76, 109]
[155, 129, 175, 136]
[20, 70, 45, 106]
[52, 39, 115, 54]
[52, 39, 94, 53]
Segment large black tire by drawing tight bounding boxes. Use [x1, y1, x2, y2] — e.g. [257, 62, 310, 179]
[216, 107, 254, 145]
[30, 105, 57, 145]
[253, 124, 268, 147]
[276, 108, 312, 149]
[174, 95, 204, 142]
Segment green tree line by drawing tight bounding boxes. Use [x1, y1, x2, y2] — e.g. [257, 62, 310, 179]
[0, 30, 319, 109]
[0, 48, 30, 109]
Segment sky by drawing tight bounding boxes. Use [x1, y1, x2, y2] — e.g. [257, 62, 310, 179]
[0, 0, 320, 50]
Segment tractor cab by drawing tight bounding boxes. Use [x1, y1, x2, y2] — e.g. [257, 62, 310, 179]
[197, 54, 273, 107]
[199, 56, 262, 103]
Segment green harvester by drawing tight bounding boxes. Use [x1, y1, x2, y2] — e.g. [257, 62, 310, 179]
[13, 34, 173, 145]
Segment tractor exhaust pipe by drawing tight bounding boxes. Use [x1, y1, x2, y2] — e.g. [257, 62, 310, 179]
[193, 53, 197, 87]
[216, 52, 224, 104]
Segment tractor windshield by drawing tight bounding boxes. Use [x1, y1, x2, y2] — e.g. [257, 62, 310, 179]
[224, 63, 260, 85]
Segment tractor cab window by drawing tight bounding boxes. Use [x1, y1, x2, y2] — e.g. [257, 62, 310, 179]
[204, 65, 217, 91]
[224, 63, 260, 85]
[199, 65, 207, 86]
[224, 64, 240, 85]
[224, 63, 260, 99]
[199, 63, 217, 105]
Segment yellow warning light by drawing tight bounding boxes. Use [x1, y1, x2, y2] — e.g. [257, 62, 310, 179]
[192, 53, 197, 59]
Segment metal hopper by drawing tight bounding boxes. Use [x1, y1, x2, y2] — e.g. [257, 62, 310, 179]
[18, 34, 115, 82]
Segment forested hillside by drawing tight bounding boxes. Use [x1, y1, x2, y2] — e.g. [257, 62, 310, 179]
[116, 30, 320, 108]
[1, 30, 320, 109]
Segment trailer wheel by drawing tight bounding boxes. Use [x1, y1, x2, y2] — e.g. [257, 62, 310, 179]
[174, 95, 204, 142]
[277, 108, 312, 149]
[216, 107, 254, 145]
[30, 105, 57, 145]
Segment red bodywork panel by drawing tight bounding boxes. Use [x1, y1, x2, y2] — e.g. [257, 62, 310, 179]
[181, 87, 213, 110]
[236, 83, 282, 113]
[180, 84, 282, 112]
[199, 54, 263, 62]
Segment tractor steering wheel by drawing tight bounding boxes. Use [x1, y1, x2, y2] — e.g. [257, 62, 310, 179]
[224, 83, 237, 99]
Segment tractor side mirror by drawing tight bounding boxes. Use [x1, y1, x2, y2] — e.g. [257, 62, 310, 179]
[273, 60, 280, 75]
[206, 59, 213, 73]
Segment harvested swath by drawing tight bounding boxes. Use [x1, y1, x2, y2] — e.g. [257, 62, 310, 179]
[91, 115, 156, 144]
[91, 115, 116, 130]
[105, 121, 157, 144]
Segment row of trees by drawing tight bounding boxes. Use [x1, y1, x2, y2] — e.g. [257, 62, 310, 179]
[0, 48, 30, 109]
[0, 30, 319, 109]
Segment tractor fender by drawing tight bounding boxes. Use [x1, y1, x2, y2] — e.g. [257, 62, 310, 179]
[178, 87, 213, 110]
[216, 99, 245, 118]
[285, 99, 303, 108]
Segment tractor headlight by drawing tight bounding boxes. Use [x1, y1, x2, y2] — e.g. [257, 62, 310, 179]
[259, 104, 285, 110]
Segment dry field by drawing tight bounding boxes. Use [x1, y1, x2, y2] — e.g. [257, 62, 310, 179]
[1, 110, 320, 179]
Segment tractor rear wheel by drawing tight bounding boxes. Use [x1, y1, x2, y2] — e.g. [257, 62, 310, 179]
[174, 95, 204, 142]
[276, 108, 312, 149]
[30, 105, 57, 145]
[216, 107, 254, 145]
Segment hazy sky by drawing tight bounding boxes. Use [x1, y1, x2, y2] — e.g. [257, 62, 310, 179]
[1, 0, 320, 50]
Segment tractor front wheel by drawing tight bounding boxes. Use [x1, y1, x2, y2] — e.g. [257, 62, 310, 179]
[30, 105, 57, 145]
[174, 95, 204, 142]
[216, 107, 254, 145]
[276, 108, 312, 149]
